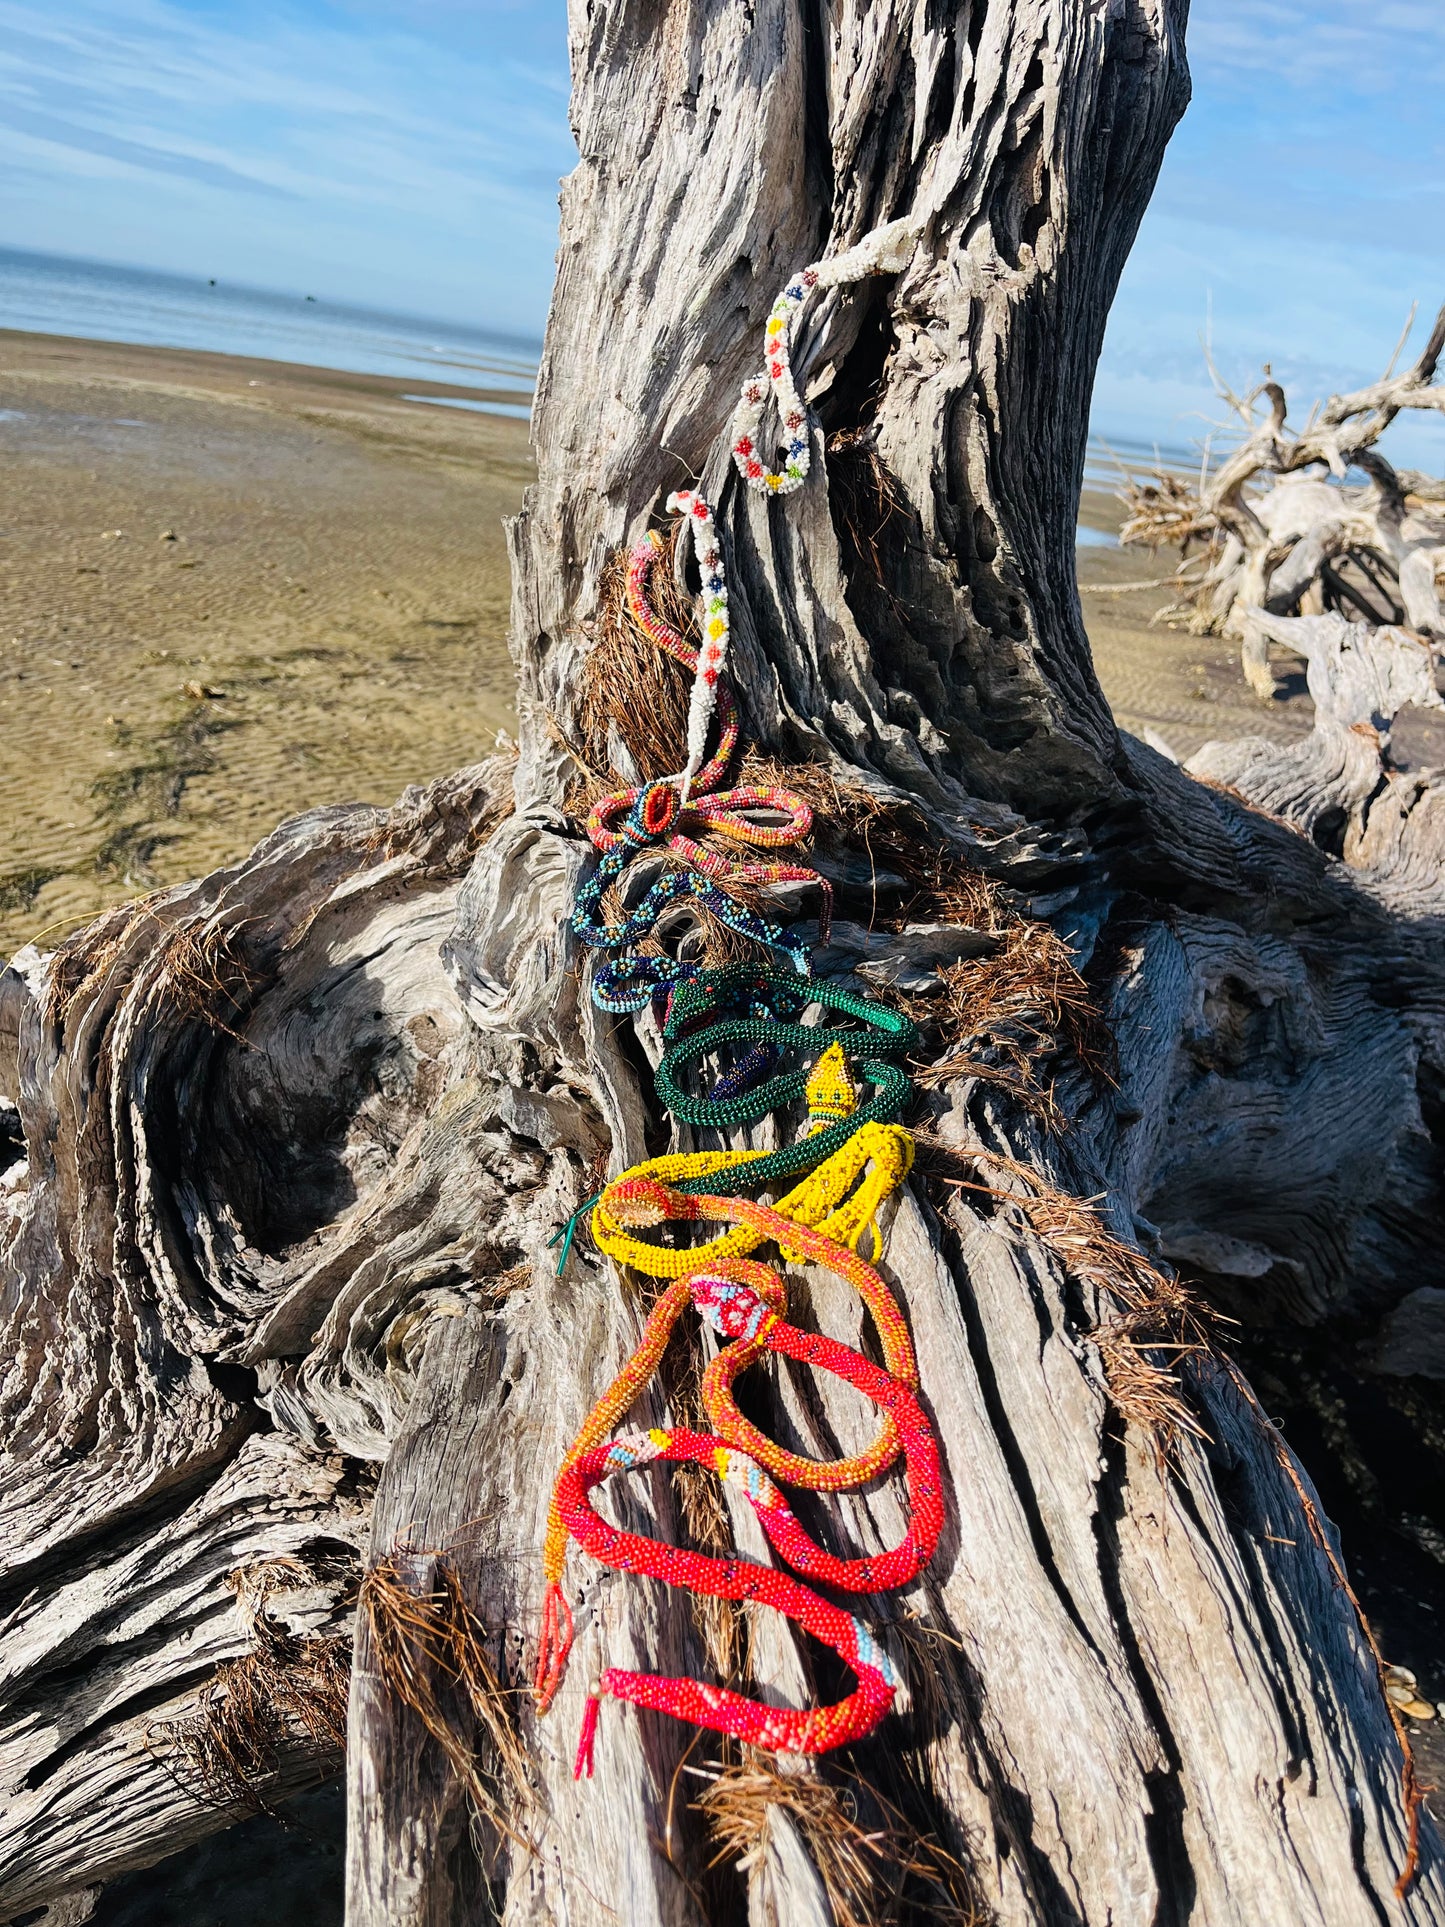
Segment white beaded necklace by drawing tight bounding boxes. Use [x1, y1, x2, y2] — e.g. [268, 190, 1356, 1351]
[670, 216, 923, 795]
[728, 215, 924, 498]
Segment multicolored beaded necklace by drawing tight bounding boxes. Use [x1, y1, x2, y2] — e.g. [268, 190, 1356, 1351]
[549, 216, 937, 1776]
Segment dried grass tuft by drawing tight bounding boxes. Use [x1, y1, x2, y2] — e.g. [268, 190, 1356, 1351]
[147, 917, 263, 1038]
[43, 896, 160, 1030]
[901, 925, 1114, 1126]
[827, 429, 907, 598]
[575, 537, 693, 782]
[359, 1552, 536, 1853]
[148, 1610, 350, 1815]
[44, 901, 263, 1042]
[1118, 471, 1213, 553]
[695, 1756, 986, 1927]
[923, 1144, 1212, 1449]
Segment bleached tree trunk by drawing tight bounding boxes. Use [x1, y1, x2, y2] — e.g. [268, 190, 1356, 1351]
[2, 2, 1444, 1925]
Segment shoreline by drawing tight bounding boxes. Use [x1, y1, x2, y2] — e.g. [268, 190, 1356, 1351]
[0, 324, 534, 414]
[0, 325, 1340, 956]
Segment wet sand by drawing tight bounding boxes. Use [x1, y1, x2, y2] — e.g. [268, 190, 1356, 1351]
[0, 331, 529, 951]
[0, 330, 1321, 954]
[1075, 487, 1320, 763]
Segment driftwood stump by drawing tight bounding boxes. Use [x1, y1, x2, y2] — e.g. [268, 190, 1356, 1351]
[3, 2, 1444, 1923]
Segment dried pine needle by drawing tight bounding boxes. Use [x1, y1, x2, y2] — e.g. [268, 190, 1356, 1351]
[695, 1754, 986, 1927]
[359, 1552, 536, 1854]
[922, 1143, 1213, 1449]
[147, 1611, 350, 1815]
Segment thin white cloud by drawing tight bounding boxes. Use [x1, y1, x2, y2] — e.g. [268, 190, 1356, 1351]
[0, 0, 574, 329]
[1096, 2, 1445, 450]
[1192, 0, 1445, 90]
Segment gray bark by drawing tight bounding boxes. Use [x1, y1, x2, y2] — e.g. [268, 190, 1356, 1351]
[3, 2, 1445, 1924]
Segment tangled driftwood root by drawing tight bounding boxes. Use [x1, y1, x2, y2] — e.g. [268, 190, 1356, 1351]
[359, 1552, 536, 1854]
[1116, 302, 1445, 695]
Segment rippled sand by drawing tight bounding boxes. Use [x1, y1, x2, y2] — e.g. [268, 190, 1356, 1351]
[1074, 490, 1318, 762]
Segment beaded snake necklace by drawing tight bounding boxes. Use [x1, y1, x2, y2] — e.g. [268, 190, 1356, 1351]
[558, 1257, 942, 1770]
[547, 218, 939, 1774]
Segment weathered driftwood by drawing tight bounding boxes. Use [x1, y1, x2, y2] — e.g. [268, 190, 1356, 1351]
[1119, 305, 1445, 695]
[3, 2, 1445, 1924]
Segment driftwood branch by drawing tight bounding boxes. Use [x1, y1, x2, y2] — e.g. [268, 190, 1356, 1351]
[1120, 304, 1445, 689]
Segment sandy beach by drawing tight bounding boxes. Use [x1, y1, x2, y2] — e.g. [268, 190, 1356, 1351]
[0, 330, 529, 951]
[1, 328, 1328, 954]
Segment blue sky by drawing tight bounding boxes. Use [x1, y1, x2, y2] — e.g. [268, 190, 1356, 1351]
[0, 0, 574, 335]
[1, 0, 1442, 461]
[1099, 1, 1445, 467]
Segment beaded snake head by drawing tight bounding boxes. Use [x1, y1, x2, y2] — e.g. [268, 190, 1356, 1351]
[620, 780, 682, 846]
[690, 1272, 779, 1344]
[603, 1174, 689, 1228]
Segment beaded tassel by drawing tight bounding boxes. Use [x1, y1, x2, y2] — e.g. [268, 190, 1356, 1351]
[587, 1117, 913, 1281]
[555, 1242, 943, 1761]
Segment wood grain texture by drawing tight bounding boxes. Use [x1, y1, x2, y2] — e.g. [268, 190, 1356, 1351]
[4, 1, 1445, 1922]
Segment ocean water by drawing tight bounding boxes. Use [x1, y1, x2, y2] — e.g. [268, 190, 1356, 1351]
[1, 248, 1212, 479]
[0, 246, 539, 395]
[1085, 433, 1199, 488]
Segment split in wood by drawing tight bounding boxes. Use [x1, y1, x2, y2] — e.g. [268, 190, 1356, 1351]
[920, 1143, 1213, 1452]
[1215, 1358, 1429, 1900]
